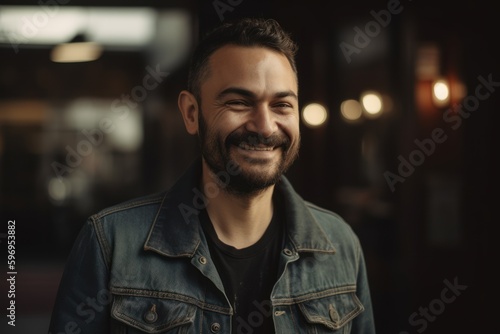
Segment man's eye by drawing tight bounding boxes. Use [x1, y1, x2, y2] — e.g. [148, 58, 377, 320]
[226, 101, 249, 108]
[274, 103, 293, 110]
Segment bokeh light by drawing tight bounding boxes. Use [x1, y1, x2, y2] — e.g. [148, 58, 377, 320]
[340, 99, 363, 122]
[361, 91, 383, 118]
[302, 103, 328, 127]
[432, 79, 450, 107]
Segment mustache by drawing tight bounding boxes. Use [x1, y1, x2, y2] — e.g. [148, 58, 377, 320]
[225, 131, 290, 149]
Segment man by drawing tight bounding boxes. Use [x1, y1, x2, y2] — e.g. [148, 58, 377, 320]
[49, 18, 375, 333]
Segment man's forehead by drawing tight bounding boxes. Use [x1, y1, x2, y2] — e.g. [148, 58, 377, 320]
[202, 45, 298, 95]
[208, 44, 292, 70]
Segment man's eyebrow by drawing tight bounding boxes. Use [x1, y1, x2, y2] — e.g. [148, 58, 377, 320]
[216, 87, 256, 100]
[274, 90, 298, 100]
[216, 87, 298, 101]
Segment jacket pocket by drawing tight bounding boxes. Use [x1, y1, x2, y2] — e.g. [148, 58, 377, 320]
[111, 294, 196, 333]
[298, 292, 364, 333]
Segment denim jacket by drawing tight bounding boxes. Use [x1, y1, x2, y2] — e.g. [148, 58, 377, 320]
[49, 159, 375, 334]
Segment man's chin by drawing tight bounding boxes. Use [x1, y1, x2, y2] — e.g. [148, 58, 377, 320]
[224, 165, 283, 195]
[226, 178, 277, 196]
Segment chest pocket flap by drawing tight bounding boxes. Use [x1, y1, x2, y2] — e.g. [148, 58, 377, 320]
[111, 294, 196, 333]
[298, 291, 364, 330]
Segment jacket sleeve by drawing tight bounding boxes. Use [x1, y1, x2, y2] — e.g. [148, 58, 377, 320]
[48, 218, 111, 334]
[351, 240, 377, 333]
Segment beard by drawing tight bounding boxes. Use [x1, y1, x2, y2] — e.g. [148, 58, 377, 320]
[198, 110, 299, 196]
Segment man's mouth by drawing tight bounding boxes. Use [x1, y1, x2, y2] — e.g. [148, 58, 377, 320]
[238, 143, 275, 151]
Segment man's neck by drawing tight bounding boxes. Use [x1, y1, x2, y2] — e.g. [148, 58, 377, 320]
[201, 164, 275, 249]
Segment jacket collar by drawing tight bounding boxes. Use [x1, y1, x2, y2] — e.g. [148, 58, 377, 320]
[144, 157, 336, 257]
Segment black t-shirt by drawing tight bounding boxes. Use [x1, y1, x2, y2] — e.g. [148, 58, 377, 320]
[200, 199, 284, 334]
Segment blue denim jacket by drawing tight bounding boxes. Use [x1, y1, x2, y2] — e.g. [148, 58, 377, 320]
[49, 159, 375, 333]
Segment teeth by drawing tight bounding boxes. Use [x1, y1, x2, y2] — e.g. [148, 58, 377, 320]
[238, 143, 274, 151]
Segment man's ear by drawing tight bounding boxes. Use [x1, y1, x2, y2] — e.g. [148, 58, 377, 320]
[178, 90, 199, 135]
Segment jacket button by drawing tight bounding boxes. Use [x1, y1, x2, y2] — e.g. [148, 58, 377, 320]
[283, 248, 293, 256]
[199, 256, 207, 265]
[144, 304, 158, 323]
[210, 322, 221, 332]
[329, 304, 340, 323]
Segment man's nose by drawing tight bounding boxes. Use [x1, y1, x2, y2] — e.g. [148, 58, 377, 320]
[245, 105, 278, 138]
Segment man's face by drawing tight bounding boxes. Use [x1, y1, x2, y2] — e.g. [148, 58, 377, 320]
[197, 45, 300, 195]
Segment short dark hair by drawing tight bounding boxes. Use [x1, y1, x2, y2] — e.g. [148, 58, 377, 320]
[187, 18, 298, 99]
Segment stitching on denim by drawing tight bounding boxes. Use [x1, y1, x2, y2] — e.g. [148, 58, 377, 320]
[91, 217, 112, 270]
[110, 287, 232, 315]
[111, 295, 195, 334]
[144, 194, 167, 255]
[114, 309, 194, 333]
[93, 194, 165, 219]
[272, 285, 357, 305]
[297, 292, 364, 330]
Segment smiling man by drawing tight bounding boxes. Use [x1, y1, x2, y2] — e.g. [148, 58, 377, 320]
[49, 18, 376, 334]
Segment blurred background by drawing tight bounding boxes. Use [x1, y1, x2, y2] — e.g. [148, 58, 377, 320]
[0, 0, 497, 333]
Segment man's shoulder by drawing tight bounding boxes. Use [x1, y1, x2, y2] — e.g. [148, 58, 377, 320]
[91, 191, 166, 222]
[303, 200, 359, 243]
[304, 201, 347, 225]
[304, 201, 345, 222]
